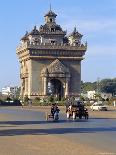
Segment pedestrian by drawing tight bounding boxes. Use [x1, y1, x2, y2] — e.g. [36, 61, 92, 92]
[20, 100, 24, 108]
[28, 99, 32, 106]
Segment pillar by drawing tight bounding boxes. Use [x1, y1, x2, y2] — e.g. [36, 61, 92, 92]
[43, 77, 47, 96]
[65, 79, 69, 97]
[20, 79, 25, 101]
[25, 78, 28, 95]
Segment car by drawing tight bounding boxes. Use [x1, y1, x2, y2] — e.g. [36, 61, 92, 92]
[90, 101, 108, 111]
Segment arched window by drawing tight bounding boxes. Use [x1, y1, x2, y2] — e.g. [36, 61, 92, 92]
[51, 28, 55, 32]
[50, 18, 52, 22]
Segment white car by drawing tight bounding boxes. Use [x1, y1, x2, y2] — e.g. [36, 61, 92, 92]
[90, 102, 108, 111]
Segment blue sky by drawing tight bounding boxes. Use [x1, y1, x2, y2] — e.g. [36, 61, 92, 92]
[0, 0, 116, 90]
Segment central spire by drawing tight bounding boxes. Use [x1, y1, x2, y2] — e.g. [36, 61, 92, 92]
[44, 4, 57, 18]
[50, 3, 51, 11]
[44, 6, 57, 24]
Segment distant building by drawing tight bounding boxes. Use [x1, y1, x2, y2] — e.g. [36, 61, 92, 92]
[1, 86, 18, 97]
[101, 93, 112, 99]
[87, 91, 112, 100]
[87, 91, 96, 99]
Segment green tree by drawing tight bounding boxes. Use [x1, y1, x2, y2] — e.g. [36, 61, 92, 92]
[81, 78, 116, 96]
[100, 78, 116, 96]
[81, 81, 97, 93]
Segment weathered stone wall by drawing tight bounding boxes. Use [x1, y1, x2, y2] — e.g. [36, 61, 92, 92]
[27, 59, 32, 98]
[62, 60, 81, 95]
[30, 59, 53, 96]
[28, 58, 81, 97]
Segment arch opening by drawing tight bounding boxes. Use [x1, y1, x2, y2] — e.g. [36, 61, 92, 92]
[48, 79, 64, 100]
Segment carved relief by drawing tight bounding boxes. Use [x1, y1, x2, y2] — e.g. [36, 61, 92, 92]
[48, 59, 69, 74]
[41, 59, 70, 79]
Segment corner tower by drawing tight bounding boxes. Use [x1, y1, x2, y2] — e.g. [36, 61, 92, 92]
[16, 8, 87, 100]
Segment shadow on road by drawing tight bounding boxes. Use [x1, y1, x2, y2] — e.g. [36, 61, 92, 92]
[90, 117, 116, 119]
[0, 117, 116, 126]
[0, 119, 90, 126]
[0, 117, 115, 126]
[0, 126, 116, 136]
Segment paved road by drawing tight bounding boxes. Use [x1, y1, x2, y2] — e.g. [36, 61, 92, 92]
[0, 106, 116, 154]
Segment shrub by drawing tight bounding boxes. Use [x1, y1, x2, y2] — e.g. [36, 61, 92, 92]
[24, 95, 29, 103]
[34, 97, 40, 101]
[6, 97, 12, 101]
[32, 97, 41, 105]
[61, 97, 66, 102]
[0, 98, 3, 105]
[47, 96, 54, 102]
[12, 98, 21, 106]
[57, 101, 66, 106]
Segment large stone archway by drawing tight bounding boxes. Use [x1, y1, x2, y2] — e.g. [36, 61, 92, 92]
[41, 59, 70, 98]
[16, 9, 87, 99]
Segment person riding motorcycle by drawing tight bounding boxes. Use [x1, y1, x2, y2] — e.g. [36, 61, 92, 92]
[51, 103, 60, 117]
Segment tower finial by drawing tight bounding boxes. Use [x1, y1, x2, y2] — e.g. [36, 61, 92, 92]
[50, 3, 51, 11]
[74, 26, 76, 32]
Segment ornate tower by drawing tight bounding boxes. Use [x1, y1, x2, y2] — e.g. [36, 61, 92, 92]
[16, 9, 87, 99]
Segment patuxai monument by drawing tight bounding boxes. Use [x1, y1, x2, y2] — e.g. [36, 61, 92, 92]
[16, 8, 87, 100]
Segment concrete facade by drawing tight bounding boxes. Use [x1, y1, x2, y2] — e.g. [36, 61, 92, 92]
[16, 8, 87, 99]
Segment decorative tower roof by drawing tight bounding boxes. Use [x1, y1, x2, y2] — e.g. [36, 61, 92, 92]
[21, 26, 40, 41]
[21, 31, 28, 41]
[44, 10, 57, 17]
[70, 27, 83, 38]
[39, 8, 66, 36]
[44, 6, 58, 25]
[68, 27, 83, 46]
[29, 26, 40, 35]
[44, 5, 57, 17]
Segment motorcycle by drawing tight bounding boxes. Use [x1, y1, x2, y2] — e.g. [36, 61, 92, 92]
[46, 108, 60, 121]
[66, 104, 89, 120]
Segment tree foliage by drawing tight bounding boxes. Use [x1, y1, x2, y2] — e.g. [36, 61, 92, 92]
[81, 81, 97, 93]
[82, 78, 116, 96]
[100, 78, 116, 95]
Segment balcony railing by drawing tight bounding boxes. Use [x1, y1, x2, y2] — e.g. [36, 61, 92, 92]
[16, 41, 87, 53]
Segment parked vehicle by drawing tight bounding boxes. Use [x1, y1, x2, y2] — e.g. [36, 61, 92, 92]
[90, 101, 108, 111]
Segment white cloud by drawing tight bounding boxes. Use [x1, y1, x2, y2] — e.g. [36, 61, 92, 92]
[80, 20, 116, 32]
[61, 18, 116, 34]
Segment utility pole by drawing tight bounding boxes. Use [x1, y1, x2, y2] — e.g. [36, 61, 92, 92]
[97, 77, 100, 94]
[97, 77, 101, 102]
